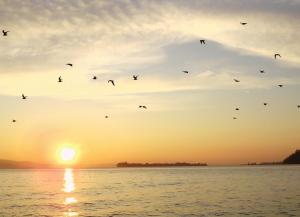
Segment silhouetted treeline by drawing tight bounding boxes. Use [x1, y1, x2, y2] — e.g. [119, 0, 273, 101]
[116, 162, 207, 167]
[283, 150, 300, 164]
[241, 150, 300, 166]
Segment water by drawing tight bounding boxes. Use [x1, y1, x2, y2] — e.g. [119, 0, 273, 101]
[0, 166, 299, 217]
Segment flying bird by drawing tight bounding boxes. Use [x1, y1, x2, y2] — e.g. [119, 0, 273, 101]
[235, 108, 240, 111]
[200, 39, 205, 44]
[2, 30, 9, 36]
[105, 115, 109, 119]
[297, 105, 300, 109]
[182, 70, 189, 74]
[12, 119, 16, 123]
[139, 105, 147, 109]
[133, 75, 139, 80]
[58, 76, 63, 82]
[22, 94, 27, 100]
[233, 117, 237, 120]
[240, 22, 247, 25]
[92, 76, 97, 80]
[278, 84, 283, 87]
[274, 54, 281, 59]
[260, 70, 265, 73]
[66, 63, 73, 67]
[108, 80, 115, 86]
[234, 79, 240, 83]
[263, 103, 268, 106]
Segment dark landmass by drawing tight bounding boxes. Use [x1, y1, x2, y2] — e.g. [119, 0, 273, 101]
[241, 162, 282, 166]
[259, 162, 282, 165]
[283, 150, 300, 164]
[116, 162, 207, 167]
[241, 150, 300, 165]
[0, 159, 51, 169]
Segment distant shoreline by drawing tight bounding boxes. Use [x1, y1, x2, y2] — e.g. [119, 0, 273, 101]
[0, 150, 299, 169]
[116, 162, 208, 168]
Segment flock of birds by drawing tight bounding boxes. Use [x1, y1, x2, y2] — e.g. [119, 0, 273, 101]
[2, 22, 300, 123]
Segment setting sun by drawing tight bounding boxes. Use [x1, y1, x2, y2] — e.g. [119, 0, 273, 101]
[60, 148, 76, 162]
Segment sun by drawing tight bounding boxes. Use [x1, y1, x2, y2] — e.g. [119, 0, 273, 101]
[60, 147, 76, 162]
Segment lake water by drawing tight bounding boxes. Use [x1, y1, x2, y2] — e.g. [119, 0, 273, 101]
[0, 166, 299, 217]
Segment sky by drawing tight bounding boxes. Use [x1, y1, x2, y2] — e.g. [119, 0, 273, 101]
[0, 0, 299, 166]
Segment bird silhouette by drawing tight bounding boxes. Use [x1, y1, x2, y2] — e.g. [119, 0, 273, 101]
[2, 30, 9, 36]
[105, 115, 109, 118]
[235, 108, 240, 111]
[12, 119, 16, 123]
[278, 84, 283, 87]
[263, 103, 268, 106]
[240, 22, 247, 25]
[297, 105, 300, 109]
[233, 117, 237, 120]
[92, 76, 97, 80]
[108, 80, 115, 86]
[22, 94, 27, 99]
[260, 70, 265, 73]
[200, 39, 205, 44]
[182, 70, 189, 74]
[274, 54, 281, 59]
[66, 63, 73, 67]
[58, 76, 63, 82]
[133, 75, 139, 80]
[234, 79, 240, 83]
[139, 105, 147, 109]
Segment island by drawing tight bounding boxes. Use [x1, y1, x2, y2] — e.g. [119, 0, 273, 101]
[116, 162, 207, 167]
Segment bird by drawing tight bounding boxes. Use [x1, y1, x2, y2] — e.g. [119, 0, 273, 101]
[235, 108, 240, 111]
[22, 94, 27, 100]
[66, 63, 73, 67]
[92, 76, 97, 80]
[297, 105, 300, 109]
[2, 30, 9, 36]
[12, 119, 16, 123]
[108, 80, 115, 86]
[263, 103, 268, 106]
[278, 84, 283, 87]
[200, 39, 205, 44]
[139, 105, 147, 109]
[274, 54, 281, 59]
[105, 115, 109, 118]
[240, 22, 247, 25]
[58, 76, 63, 82]
[260, 70, 265, 73]
[182, 70, 189, 74]
[233, 79, 240, 83]
[133, 75, 139, 80]
[233, 117, 237, 120]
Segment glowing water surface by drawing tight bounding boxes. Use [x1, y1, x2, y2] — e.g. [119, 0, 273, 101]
[0, 166, 299, 216]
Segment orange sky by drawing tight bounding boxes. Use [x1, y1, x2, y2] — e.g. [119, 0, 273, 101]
[0, 0, 299, 166]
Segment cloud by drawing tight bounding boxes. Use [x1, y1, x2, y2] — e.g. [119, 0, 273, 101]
[0, 0, 299, 99]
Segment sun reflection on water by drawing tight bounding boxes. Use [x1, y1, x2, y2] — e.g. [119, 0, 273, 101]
[63, 168, 75, 193]
[62, 168, 78, 216]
